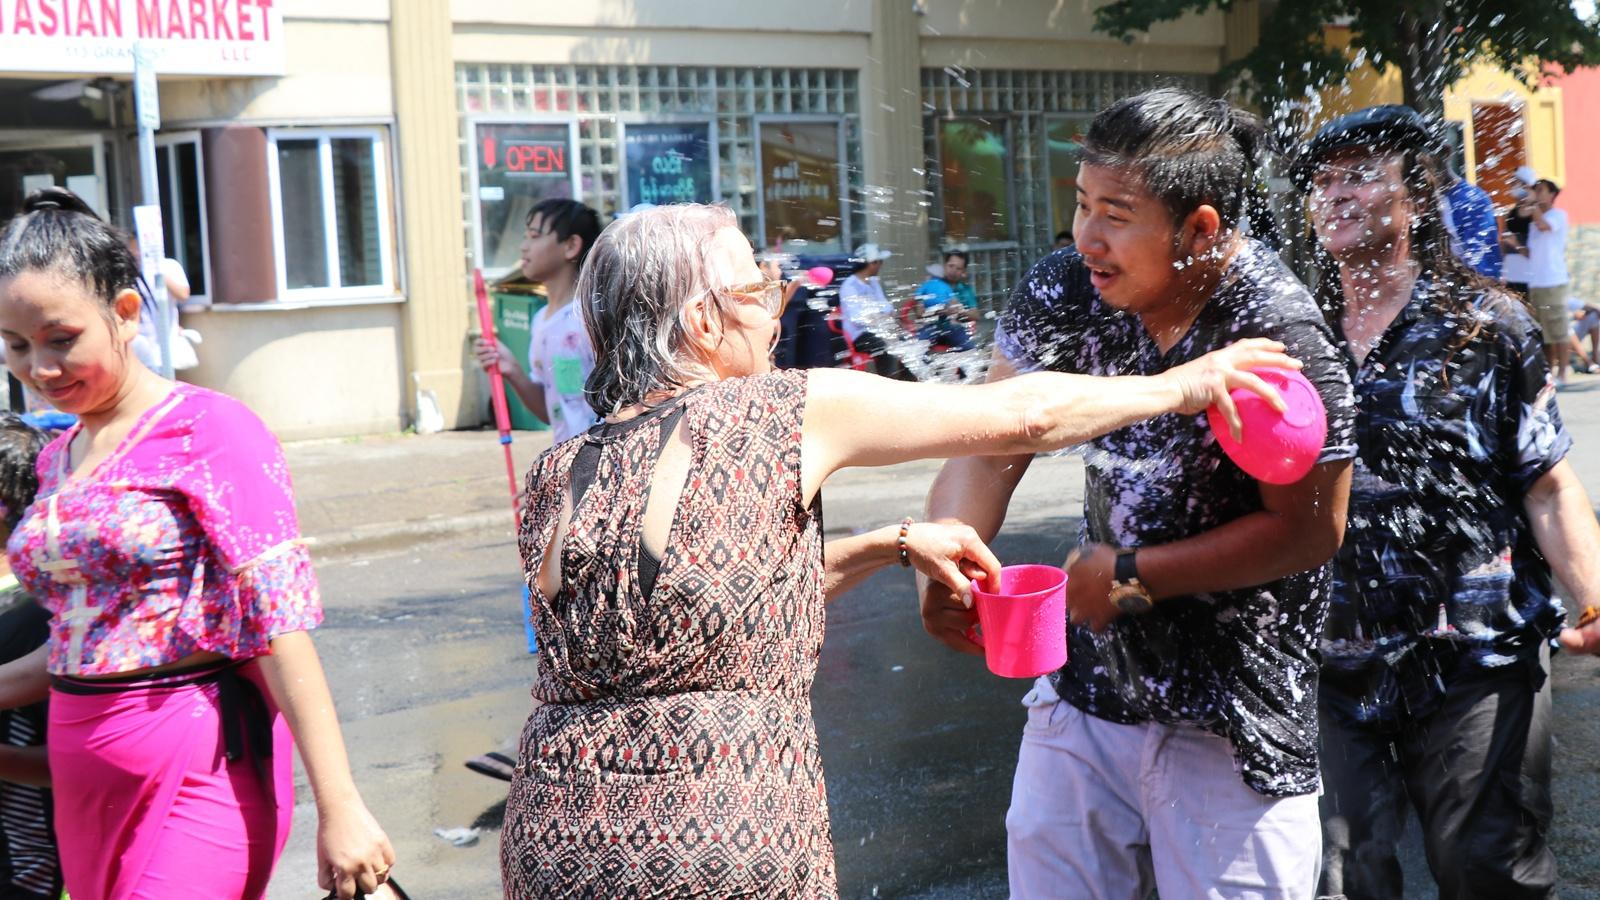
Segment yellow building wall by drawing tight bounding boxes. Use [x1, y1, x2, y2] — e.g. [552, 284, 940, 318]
[155, 11, 408, 440]
[1312, 28, 1564, 186]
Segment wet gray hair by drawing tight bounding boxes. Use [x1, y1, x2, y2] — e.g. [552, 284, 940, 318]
[580, 203, 740, 415]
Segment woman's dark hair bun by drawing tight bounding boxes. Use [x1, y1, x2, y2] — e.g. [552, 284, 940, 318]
[22, 186, 99, 218]
[1, 186, 140, 311]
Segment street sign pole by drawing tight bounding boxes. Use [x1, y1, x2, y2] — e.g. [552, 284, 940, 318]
[133, 43, 173, 379]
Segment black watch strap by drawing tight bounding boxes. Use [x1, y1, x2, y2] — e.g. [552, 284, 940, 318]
[1114, 549, 1139, 583]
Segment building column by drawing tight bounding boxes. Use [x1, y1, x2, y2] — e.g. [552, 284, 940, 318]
[1223, 0, 1261, 68]
[864, 0, 929, 289]
[391, 0, 476, 428]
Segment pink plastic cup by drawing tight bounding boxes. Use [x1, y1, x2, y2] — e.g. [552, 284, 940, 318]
[1206, 367, 1328, 485]
[964, 565, 1069, 679]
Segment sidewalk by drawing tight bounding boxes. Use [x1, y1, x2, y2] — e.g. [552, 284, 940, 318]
[288, 427, 554, 556]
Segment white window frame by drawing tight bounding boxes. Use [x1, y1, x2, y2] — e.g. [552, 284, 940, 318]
[754, 115, 850, 252]
[617, 116, 720, 210]
[153, 130, 212, 306]
[266, 126, 397, 300]
[466, 116, 582, 278]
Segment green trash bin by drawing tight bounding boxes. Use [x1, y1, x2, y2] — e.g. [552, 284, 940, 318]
[491, 289, 549, 431]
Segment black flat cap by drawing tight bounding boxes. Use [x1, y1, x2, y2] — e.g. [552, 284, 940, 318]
[1290, 105, 1434, 190]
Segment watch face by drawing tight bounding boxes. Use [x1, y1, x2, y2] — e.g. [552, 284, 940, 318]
[1110, 584, 1153, 615]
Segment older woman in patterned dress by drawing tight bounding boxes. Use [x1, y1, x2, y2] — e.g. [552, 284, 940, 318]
[500, 203, 1301, 898]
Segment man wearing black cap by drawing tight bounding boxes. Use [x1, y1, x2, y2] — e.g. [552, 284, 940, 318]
[1296, 104, 1600, 899]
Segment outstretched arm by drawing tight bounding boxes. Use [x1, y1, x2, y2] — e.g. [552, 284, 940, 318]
[801, 337, 1298, 505]
[824, 521, 1002, 605]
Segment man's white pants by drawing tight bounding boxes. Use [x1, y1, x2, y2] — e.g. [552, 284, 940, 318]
[1007, 678, 1321, 900]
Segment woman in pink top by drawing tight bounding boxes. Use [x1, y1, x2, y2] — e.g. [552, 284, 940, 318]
[0, 188, 394, 899]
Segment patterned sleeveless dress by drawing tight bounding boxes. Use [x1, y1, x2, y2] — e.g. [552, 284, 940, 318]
[500, 370, 836, 898]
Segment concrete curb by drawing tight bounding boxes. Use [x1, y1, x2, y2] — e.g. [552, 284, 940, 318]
[305, 508, 517, 558]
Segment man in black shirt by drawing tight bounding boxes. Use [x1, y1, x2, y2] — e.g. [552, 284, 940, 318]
[1297, 105, 1600, 899]
[922, 88, 1355, 897]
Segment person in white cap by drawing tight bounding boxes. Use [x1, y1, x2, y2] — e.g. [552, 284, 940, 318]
[837, 243, 914, 379]
[1524, 177, 1574, 383]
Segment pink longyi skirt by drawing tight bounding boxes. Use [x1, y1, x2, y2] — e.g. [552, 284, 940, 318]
[48, 659, 295, 900]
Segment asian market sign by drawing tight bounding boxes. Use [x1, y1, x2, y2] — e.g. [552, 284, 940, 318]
[0, 0, 285, 77]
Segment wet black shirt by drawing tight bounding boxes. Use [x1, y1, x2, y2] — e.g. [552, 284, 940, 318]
[997, 241, 1357, 797]
[1321, 282, 1570, 729]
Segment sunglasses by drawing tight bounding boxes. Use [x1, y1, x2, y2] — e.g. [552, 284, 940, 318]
[1308, 162, 1394, 192]
[717, 279, 788, 318]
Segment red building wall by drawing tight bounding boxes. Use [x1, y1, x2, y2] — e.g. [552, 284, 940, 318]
[1556, 67, 1600, 227]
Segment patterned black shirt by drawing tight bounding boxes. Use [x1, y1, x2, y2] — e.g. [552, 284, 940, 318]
[1320, 281, 1571, 728]
[997, 241, 1357, 797]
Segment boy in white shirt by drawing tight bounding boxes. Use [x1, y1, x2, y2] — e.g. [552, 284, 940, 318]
[466, 198, 603, 783]
[475, 199, 604, 441]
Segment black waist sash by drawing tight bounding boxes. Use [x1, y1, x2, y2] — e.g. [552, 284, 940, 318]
[52, 659, 276, 798]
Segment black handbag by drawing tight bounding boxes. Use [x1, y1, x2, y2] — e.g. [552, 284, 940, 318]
[323, 877, 410, 899]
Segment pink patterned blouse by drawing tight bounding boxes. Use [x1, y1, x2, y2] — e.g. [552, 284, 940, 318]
[5, 383, 323, 676]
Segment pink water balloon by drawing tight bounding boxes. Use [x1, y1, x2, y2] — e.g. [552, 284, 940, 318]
[805, 266, 834, 287]
[1206, 367, 1327, 485]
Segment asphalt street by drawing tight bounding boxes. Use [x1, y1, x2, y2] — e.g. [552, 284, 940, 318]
[269, 376, 1600, 899]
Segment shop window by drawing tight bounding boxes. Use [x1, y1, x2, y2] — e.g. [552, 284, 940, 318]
[1045, 116, 1092, 242]
[470, 119, 579, 276]
[937, 117, 1013, 244]
[154, 134, 209, 302]
[455, 64, 865, 256]
[267, 128, 395, 297]
[757, 118, 846, 251]
[918, 68, 1211, 306]
[621, 120, 717, 208]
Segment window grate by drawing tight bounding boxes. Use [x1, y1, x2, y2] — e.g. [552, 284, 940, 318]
[920, 68, 1212, 307]
[457, 63, 863, 268]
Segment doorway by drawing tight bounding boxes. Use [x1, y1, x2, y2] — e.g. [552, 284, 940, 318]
[1471, 101, 1527, 212]
[0, 134, 111, 219]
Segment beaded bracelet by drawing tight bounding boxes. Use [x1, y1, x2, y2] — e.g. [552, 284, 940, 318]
[897, 517, 914, 568]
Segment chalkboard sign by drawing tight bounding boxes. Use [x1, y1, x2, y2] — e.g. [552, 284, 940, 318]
[623, 122, 715, 207]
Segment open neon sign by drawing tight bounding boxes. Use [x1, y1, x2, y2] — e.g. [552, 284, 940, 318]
[481, 134, 568, 175]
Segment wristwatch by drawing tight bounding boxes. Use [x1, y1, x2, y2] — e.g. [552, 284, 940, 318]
[1108, 549, 1154, 615]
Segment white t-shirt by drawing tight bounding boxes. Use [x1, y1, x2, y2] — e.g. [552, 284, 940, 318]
[1526, 207, 1569, 288]
[527, 300, 598, 443]
[837, 274, 895, 342]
